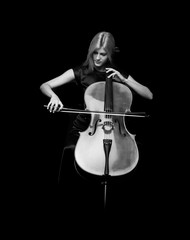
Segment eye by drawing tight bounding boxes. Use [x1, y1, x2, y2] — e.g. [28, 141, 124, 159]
[101, 52, 107, 57]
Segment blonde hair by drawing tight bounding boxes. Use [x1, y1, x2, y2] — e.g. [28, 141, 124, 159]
[83, 31, 118, 72]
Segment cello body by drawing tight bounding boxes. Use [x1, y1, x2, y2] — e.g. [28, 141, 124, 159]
[74, 81, 139, 176]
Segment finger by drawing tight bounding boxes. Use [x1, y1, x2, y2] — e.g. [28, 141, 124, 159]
[50, 103, 57, 113]
[106, 70, 113, 74]
[47, 102, 51, 110]
[48, 103, 54, 112]
[57, 104, 63, 112]
[107, 72, 116, 78]
[105, 67, 114, 72]
[49, 104, 54, 113]
[105, 68, 111, 72]
[52, 104, 58, 113]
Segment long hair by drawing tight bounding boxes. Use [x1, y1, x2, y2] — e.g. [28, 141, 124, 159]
[82, 31, 119, 73]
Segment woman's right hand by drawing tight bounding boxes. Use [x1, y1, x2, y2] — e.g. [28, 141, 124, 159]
[47, 95, 64, 113]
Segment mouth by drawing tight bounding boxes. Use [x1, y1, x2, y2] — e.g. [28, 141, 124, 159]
[95, 61, 102, 65]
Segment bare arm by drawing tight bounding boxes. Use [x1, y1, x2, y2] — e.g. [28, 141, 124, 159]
[40, 69, 75, 112]
[106, 67, 153, 100]
[123, 75, 153, 100]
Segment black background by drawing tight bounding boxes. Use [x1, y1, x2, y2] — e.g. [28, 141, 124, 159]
[4, 1, 186, 235]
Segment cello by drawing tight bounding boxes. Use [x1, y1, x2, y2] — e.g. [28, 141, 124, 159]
[44, 75, 147, 206]
[74, 76, 139, 177]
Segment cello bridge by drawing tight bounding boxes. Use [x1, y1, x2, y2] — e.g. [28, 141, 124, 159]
[102, 121, 114, 134]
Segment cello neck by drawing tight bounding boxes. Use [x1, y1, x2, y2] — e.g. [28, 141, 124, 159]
[104, 76, 113, 112]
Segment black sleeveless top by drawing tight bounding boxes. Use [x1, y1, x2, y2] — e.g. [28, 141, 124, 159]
[73, 65, 107, 91]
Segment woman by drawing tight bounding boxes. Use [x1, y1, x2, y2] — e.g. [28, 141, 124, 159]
[40, 31, 152, 141]
[40, 31, 153, 214]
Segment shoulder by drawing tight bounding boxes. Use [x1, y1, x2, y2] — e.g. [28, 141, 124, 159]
[73, 65, 88, 78]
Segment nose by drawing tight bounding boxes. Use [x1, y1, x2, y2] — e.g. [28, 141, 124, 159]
[96, 53, 100, 60]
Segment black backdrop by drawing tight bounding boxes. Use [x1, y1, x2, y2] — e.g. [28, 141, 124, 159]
[5, 2, 184, 234]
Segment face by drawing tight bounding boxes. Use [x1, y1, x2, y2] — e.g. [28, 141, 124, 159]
[93, 48, 108, 69]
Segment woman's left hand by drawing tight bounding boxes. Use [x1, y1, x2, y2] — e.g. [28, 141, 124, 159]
[105, 68, 125, 83]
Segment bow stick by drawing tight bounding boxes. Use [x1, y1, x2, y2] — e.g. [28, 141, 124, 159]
[44, 105, 149, 117]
